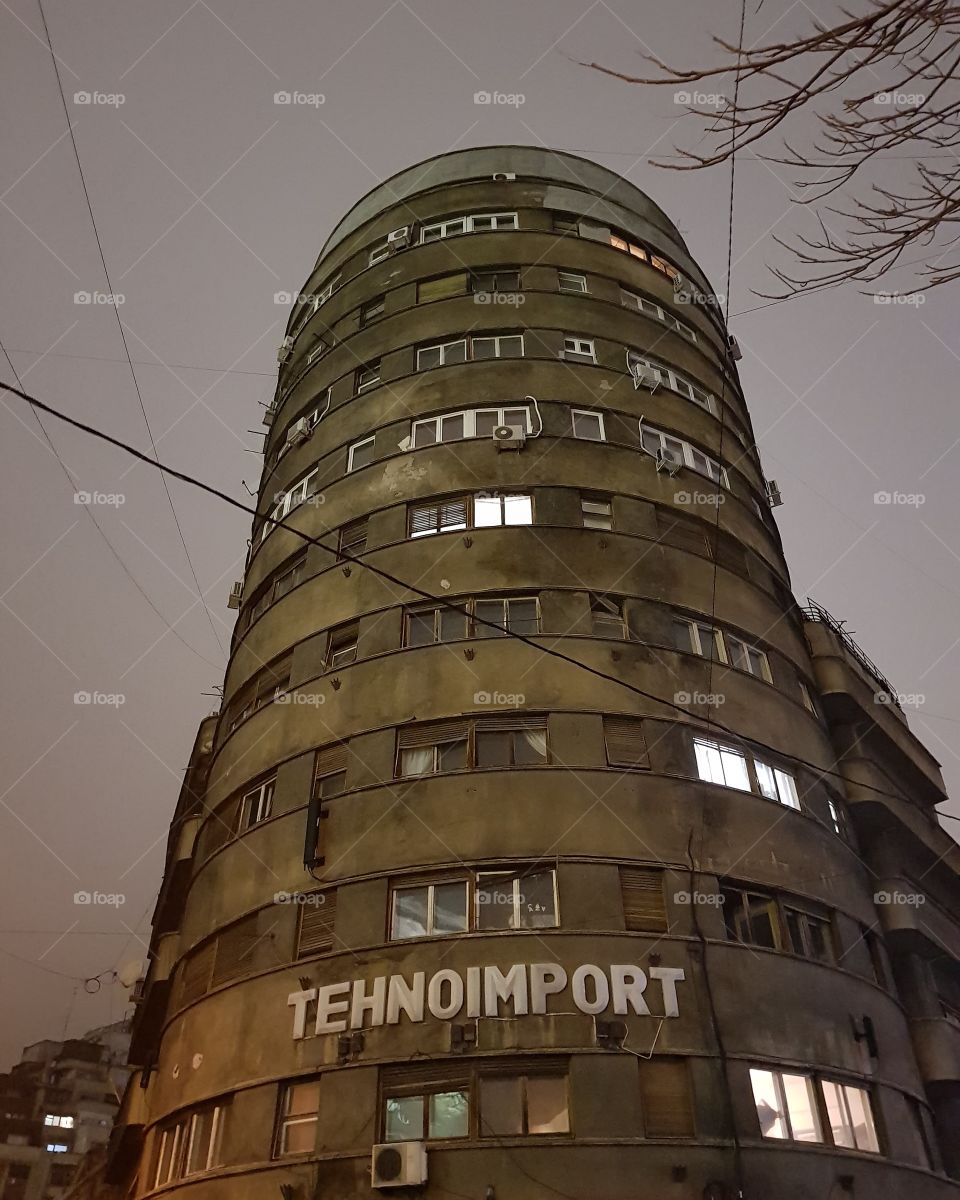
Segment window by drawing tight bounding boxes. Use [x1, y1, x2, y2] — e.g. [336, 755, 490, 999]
[750, 1069, 822, 1143]
[276, 1081, 320, 1157]
[620, 866, 666, 931]
[558, 271, 588, 293]
[562, 336, 596, 364]
[306, 338, 328, 365]
[755, 760, 801, 809]
[339, 518, 367, 557]
[476, 724, 548, 767]
[641, 424, 728, 486]
[604, 717, 649, 769]
[409, 496, 469, 537]
[639, 1059, 695, 1137]
[620, 290, 697, 342]
[553, 212, 579, 234]
[398, 720, 469, 776]
[226, 654, 293, 731]
[418, 272, 469, 302]
[820, 1080, 879, 1152]
[474, 493, 533, 527]
[260, 469, 320, 543]
[273, 554, 306, 600]
[405, 596, 538, 644]
[420, 212, 518, 242]
[360, 296, 384, 325]
[408, 493, 532, 538]
[355, 361, 380, 391]
[609, 233, 648, 260]
[391, 880, 469, 939]
[397, 719, 548, 777]
[571, 408, 605, 441]
[369, 240, 391, 265]
[723, 886, 782, 950]
[694, 738, 750, 791]
[417, 334, 524, 369]
[473, 596, 539, 637]
[591, 593, 627, 638]
[385, 1090, 469, 1142]
[297, 890, 337, 956]
[46, 1143, 69, 1153]
[674, 617, 771, 680]
[290, 276, 339, 336]
[864, 928, 888, 989]
[154, 1105, 225, 1186]
[581, 494, 613, 530]
[406, 601, 469, 645]
[315, 743, 348, 801]
[479, 1073, 568, 1135]
[347, 436, 376, 472]
[241, 777, 276, 829]
[725, 634, 772, 681]
[471, 268, 521, 294]
[44, 1114, 74, 1128]
[783, 905, 834, 963]
[411, 405, 532, 447]
[326, 623, 358, 670]
[798, 679, 817, 715]
[477, 869, 556, 929]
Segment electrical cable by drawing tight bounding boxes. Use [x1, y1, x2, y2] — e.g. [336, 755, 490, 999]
[4, 375, 956, 825]
[35, 0, 225, 660]
[0, 340, 223, 670]
[1, 346, 276, 377]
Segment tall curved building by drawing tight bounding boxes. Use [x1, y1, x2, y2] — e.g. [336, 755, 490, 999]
[108, 148, 960, 1200]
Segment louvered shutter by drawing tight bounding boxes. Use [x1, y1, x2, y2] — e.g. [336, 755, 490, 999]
[211, 913, 262, 987]
[439, 497, 468, 529]
[297, 892, 337, 956]
[474, 714, 545, 732]
[409, 504, 439, 536]
[418, 273, 468, 302]
[639, 1059, 695, 1137]
[398, 719, 470, 748]
[315, 743, 348, 783]
[621, 867, 667, 932]
[380, 1061, 473, 1093]
[657, 513, 709, 556]
[177, 940, 215, 1008]
[605, 718, 650, 768]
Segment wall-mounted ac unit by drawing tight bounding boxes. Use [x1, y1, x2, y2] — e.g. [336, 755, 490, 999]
[655, 448, 683, 476]
[386, 226, 411, 249]
[727, 333, 743, 361]
[371, 1142, 427, 1189]
[276, 337, 294, 364]
[631, 363, 662, 393]
[492, 171, 516, 181]
[766, 480, 783, 507]
[672, 275, 692, 304]
[493, 424, 525, 451]
[227, 581, 243, 609]
[286, 417, 311, 446]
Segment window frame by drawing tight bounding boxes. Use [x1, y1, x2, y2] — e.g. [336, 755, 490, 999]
[693, 737, 751, 792]
[240, 776, 276, 830]
[749, 1067, 823, 1144]
[581, 494, 613, 530]
[640, 423, 728, 486]
[558, 270, 588, 293]
[397, 720, 549, 778]
[620, 289, 698, 342]
[416, 334, 525, 370]
[590, 593, 628, 639]
[390, 879, 470, 940]
[274, 1080, 321, 1158]
[326, 622, 359, 670]
[562, 335, 597, 364]
[570, 408, 606, 442]
[347, 435, 376, 472]
[419, 212, 518, 242]
[478, 1071, 570, 1137]
[359, 295, 385, 326]
[411, 405, 532, 447]
[355, 361, 381, 392]
[408, 492, 533, 538]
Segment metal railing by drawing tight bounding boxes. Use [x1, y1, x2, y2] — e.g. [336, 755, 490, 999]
[801, 597, 903, 711]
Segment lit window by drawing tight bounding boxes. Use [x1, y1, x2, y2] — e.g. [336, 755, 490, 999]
[558, 271, 588, 293]
[562, 336, 596, 364]
[571, 408, 605, 441]
[355, 362, 380, 392]
[476, 869, 557, 930]
[347, 436, 376, 472]
[474, 493, 533, 527]
[46, 1144, 69, 1153]
[581, 495, 612, 530]
[479, 1073, 568, 1135]
[828, 799, 844, 837]
[391, 881, 469, 940]
[820, 1080, 879, 1152]
[276, 1081, 320, 1157]
[755, 761, 801, 810]
[44, 1115, 75, 1128]
[609, 233, 647, 261]
[384, 1091, 469, 1141]
[750, 1069, 822, 1143]
[241, 777, 276, 829]
[694, 738, 750, 791]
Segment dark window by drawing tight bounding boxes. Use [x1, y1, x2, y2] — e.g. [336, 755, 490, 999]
[620, 867, 667, 932]
[722, 886, 780, 950]
[326, 623, 358, 669]
[479, 1073, 568, 1135]
[590, 593, 626, 638]
[470, 268, 521, 294]
[360, 296, 384, 325]
[339, 518, 367, 557]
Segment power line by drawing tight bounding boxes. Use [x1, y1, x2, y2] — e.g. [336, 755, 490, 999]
[0, 339, 222, 670]
[5, 376, 955, 827]
[3, 346, 275, 377]
[36, 0, 225, 660]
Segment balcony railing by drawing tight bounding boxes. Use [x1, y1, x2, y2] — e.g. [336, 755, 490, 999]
[801, 597, 903, 712]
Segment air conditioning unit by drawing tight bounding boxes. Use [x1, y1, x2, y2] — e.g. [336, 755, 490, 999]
[286, 417, 311, 446]
[386, 226, 411, 250]
[277, 337, 294, 364]
[672, 275, 693, 304]
[727, 333, 743, 361]
[227, 581, 243, 609]
[655, 447, 683, 476]
[766, 479, 783, 507]
[130, 977, 148, 1003]
[261, 400, 277, 426]
[631, 363, 662, 393]
[371, 1142, 427, 1189]
[493, 424, 525, 451]
[492, 171, 516, 181]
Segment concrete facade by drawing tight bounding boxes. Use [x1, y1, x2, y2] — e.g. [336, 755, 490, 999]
[109, 148, 960, 1200]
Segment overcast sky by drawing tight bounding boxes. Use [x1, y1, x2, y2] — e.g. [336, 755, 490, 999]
[2, 0, 958, 1069]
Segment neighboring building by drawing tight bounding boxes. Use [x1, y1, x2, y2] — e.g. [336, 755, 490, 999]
[0, 1023, 130, 1200]
[108, 147, 960, 1199]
